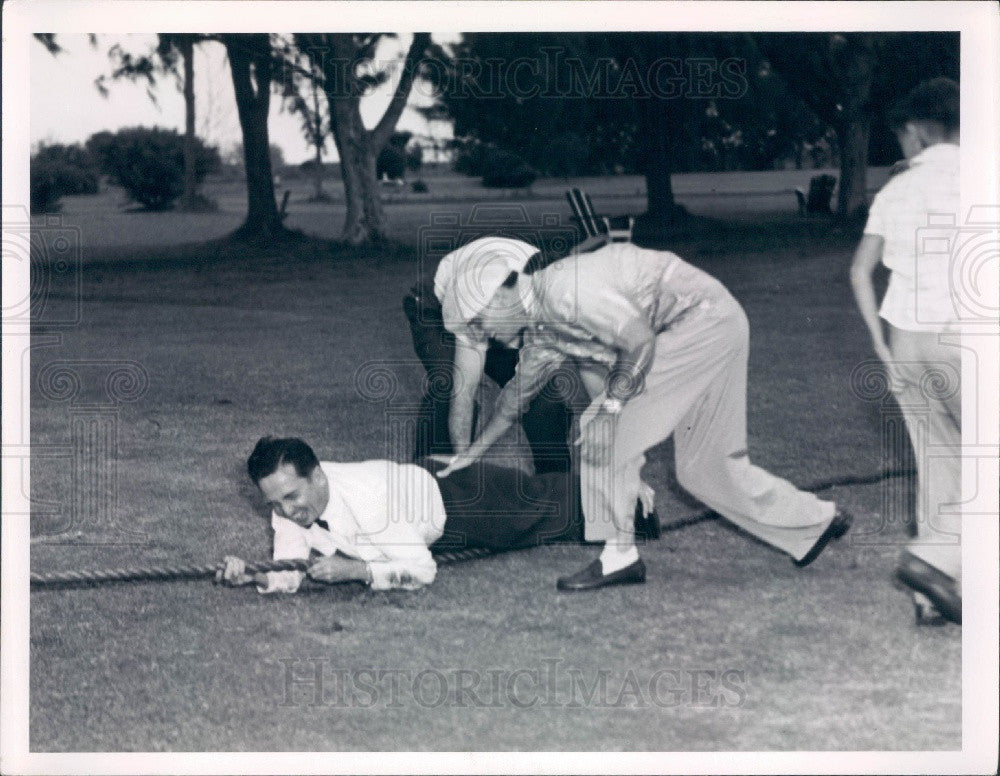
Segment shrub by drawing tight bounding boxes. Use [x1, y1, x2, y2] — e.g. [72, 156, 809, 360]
[30, 142, 103, 212]
[377, 144, 407, 181]
[30, 157, 64, 212]
[451, 138, 489, 176]
[84, 131, 116, 176]
[405, 145, 423, 174]
[32, 144, 101, 195]
[411, 179, 429, 194]
[89, 127, 221, 210]
[481, 148, 536, 188]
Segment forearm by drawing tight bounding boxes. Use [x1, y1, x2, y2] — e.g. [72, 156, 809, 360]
[850, 275, 887, 350]
[849, 235, 889, 353]
[472, 410, 515, 455]
[448, 388, 477, 452]
[449, 343, 486, 452]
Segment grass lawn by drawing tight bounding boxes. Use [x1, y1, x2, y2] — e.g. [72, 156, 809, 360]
[26, 188, 959, 752]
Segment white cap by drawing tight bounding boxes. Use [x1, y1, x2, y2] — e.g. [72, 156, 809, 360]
[433, 236, 539, 332]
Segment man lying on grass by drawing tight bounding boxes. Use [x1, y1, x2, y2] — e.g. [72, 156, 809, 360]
[215, 436, 583, 592]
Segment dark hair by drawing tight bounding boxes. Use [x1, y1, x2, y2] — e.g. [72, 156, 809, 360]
[521, 250, 546, 274]
[247, 436, 319, 485]
[888, 77, 960, 133]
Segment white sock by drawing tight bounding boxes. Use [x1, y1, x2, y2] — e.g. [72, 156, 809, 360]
[599, 544, 639, 575]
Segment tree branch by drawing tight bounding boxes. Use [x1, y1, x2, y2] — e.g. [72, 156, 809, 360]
[369, 32, 431, 150]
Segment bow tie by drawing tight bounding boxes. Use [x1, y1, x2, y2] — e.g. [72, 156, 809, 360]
[314, 518, 331, 532]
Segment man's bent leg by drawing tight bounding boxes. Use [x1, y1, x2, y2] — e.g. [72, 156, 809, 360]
[668, 302, 836, 561]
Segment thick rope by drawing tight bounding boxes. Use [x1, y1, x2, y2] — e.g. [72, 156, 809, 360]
[30, 549, 497, 589]
[30, 467, 916, 590]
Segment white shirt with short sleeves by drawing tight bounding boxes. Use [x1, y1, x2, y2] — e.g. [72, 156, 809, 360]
[864, 143, 960, 332]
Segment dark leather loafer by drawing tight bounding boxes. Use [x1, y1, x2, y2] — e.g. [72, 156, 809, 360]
[895, 551, 961, 625]
[556, 558, 646, 591]
[634, 499, 661, 541]
[794, 509, 853, 567]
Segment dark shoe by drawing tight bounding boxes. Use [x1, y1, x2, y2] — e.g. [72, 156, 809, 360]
[794, 509, 853, 567]
[556, 558, 646, 591]
[895, 551, 961, 625]
[633, 498, 661, 541]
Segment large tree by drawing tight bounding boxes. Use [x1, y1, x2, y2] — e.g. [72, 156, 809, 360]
[218, 33, 288, 239]
[295, 33, 431, 244]
[756, 32, 958, 220]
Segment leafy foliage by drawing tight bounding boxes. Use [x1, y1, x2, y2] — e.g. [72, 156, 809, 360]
[33, 144, 101, 194]
[30, 143, 102, 212]
[89, 127, 220, 210]
[480, 148, 537, 188]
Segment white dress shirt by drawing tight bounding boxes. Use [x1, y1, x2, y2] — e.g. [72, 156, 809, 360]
[258, 460, 448, 593]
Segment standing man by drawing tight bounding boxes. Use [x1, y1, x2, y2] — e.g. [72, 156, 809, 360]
[216, 436, 582, 593]
[850, 78, 962, 624]
[435, 241, 851, 590]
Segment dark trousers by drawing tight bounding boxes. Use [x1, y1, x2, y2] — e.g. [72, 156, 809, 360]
[418, 457, 583, 552]
[404, 284, 574, 473]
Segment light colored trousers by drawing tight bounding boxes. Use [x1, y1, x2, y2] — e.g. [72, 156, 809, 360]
[888, 325, 962, 581]
[580, 275, 836, 561]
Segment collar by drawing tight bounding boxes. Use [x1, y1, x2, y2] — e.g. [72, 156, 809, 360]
[517, 272, 541, 323]
[310, 461, 341, 533]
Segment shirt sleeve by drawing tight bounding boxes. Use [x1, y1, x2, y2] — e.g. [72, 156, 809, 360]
[256, 515, 308, 595]
[493, 339, 566, 421]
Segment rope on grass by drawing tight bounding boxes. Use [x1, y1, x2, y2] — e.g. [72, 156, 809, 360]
[30, 548, 497, 589]
[29, 467, 917, 590]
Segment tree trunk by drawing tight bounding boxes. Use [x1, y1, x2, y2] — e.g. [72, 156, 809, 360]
[179, 36, 198, 210]
[328, 95, 380, 244]
[311, 32, 430, 245]
[830, 34, 876, 220]
[635, 97, 678, 242]
[313, 141, 324, 200]
[836, 116, 871, 220]
[359, 150, 385, 241]
[222, 34, 286, 240]
[311, 80, 325, 200]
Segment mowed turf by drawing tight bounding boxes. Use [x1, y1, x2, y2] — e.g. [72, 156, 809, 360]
[28, 211, 959, 752]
